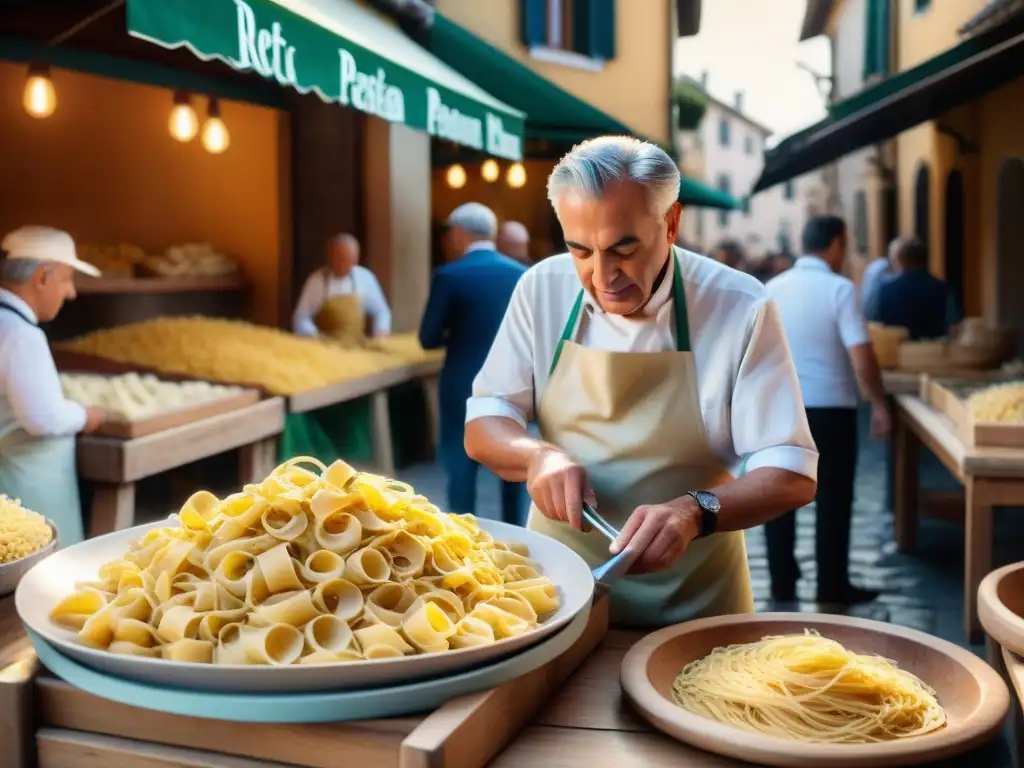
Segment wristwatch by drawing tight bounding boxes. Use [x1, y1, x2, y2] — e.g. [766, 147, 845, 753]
[687, 491, 721, 538]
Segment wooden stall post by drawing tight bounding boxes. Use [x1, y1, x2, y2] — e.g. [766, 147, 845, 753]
[893, 408, 920, 553]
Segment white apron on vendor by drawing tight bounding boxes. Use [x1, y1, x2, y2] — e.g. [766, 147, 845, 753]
[527, 254, 753, 626]
[0, 300, 84, 545]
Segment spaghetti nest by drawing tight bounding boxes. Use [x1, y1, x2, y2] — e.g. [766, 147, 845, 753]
[671, 631, 947, 743]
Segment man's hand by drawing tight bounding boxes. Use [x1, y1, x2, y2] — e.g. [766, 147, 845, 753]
[525, 446, 595, 530]
[869, 400, 891, 438]
[81, 406, 106, 434]
[611, 498, 700, 574]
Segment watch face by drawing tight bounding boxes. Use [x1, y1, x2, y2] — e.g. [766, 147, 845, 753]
[694, 491, 721, 514]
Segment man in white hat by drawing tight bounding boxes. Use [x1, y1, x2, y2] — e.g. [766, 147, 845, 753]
[0, 226, 106, 544]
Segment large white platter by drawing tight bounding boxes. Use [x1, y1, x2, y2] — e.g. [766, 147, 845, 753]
[17, 517, 595, 693]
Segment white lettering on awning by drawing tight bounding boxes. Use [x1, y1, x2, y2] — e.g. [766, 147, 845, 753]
[339, 48, 406, 123]
[426, 87, 483, 150]
[234, 0, 297, 85]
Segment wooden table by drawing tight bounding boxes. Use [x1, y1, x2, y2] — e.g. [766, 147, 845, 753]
[287, 361, 441, 478]
[893, 396, 1024, 643]
[986, 635, 1024, 768]
[77, 397, 285, 537]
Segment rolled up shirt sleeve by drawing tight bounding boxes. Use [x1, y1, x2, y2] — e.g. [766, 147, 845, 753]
[466, 275, 537, 429]
[5, 331, 87, 436]
[292, 271, 325, 338]
[731, 299, 819, 480]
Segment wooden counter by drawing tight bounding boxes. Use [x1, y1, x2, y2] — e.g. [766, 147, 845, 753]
[893, 396, 1024, 643]
[77, 397, 286, 536]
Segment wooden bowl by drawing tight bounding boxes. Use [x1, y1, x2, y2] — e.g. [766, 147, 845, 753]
[979, 562, 1024, 658]
[620, 612, 1009, 767]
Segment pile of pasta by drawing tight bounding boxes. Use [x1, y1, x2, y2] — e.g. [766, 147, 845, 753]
[0, 495, 54, 564]
[60, 318, 408, 396]
[61, 372, 244, 421]
[671, 631, 946, 743]
[76, 243, 148, 277]
[144, 243, 239, 277]
[49, 458, 560, 666]
[366, 333, 444, 366]
[966, 382, 1024, 424]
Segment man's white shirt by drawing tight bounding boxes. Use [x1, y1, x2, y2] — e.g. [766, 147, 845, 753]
[292, 265, 392, 338]
[468, 249, 819, 481]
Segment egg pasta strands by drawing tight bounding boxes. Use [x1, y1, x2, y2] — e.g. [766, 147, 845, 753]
[670, 631, 947, 744]
[50, 457, 561, 665]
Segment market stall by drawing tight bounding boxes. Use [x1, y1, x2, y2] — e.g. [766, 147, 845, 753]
[893, 389, 1024, 643]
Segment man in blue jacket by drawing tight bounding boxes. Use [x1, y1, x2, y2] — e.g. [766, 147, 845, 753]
[420, 203, 527, 522]
[867, 236, 957, 340]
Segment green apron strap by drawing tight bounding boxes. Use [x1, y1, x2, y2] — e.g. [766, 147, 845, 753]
[670, 249, 692, 352]
[548, 289, 585, 376]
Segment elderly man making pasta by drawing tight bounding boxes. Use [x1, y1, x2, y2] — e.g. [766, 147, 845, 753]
[464, 136, 818, 626]
[0, 226, 106, 544]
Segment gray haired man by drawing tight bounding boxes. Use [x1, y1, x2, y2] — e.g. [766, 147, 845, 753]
[463, 136, 817, 627]
[0, 226, 106, 545]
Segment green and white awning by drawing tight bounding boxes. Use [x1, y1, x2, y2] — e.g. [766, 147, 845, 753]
[125, 0, 525, 160]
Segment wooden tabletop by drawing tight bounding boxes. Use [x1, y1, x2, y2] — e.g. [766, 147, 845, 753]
[287, 360, 442, 414]
[895, 396, 1024, 478]
[76, 397, 286, 483]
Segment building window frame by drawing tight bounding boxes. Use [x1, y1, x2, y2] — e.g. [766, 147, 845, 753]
[914, 0, 931, 14]
[718, 117, 731, 148]
[744, 134, 754, 155]
[783, 180, 796, 201]
[522, 0, 616, 71]
[717, 174, 732, 227]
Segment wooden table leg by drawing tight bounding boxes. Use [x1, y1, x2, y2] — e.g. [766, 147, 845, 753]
[88, 483, 136, 538]
[421, 375, 441, 456]
[0, 652, 38, 768]
[892, 409, 920, 553]
[238, 437, 277, 485]
[370, 390, 396, 478]
[965, 477, 994, 645]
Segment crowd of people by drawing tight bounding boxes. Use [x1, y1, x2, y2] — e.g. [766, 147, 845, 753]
[0, 134, 963, 622]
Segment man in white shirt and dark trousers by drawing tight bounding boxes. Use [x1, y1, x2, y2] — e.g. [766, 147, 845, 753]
[0, 226, 106, 544]
[765, 215, 890, 607]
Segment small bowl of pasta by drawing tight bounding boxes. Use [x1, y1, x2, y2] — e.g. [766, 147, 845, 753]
[620, 612, 1010, 767]
[0, 495, 58, 598]
[16, 458, 595, 693]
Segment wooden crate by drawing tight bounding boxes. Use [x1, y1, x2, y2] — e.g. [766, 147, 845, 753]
[13, 597, 609, 768]
[86, 388, 261, 439]
[924, 377, 1024, 448]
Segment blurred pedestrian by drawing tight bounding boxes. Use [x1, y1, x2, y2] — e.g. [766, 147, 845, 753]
[867, 236, 958, 340]
[420, 203, 527, 522]
[710, 239, 746, 271]
[765, 215, 890, 607]
[497, 221, 531, 266]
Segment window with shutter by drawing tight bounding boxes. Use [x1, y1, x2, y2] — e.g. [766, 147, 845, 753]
[718, 175, 731, 227]
[522, 0, 616, 62]
[863, 0, 891, 79]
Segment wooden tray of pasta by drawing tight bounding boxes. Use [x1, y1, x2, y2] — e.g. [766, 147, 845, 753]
[923, 377, 1024, 448]
[27, 595, 609, 768]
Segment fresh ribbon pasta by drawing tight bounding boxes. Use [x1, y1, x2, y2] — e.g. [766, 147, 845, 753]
[49, 457, 561, 665]
[671, 630, 947, 743]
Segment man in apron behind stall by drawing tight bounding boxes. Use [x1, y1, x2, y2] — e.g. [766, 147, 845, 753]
[292, 234, 391, 346]
[464, 136, 820, 627]
[0, 226, 106, 545]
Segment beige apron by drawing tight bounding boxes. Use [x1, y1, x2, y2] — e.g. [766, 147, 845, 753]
[313, 272, 367, 348]
[528, 248, 754, 627]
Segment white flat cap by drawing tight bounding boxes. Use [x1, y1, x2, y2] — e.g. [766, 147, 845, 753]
[1, 226, 99, 277]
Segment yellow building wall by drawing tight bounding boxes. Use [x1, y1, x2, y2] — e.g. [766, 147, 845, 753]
[895, 0, 991, 69]
[0, 63, 285, 325]
[433, 0, 672, 144]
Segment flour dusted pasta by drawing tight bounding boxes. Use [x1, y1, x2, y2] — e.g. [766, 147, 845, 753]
[49, 458, 560, 665]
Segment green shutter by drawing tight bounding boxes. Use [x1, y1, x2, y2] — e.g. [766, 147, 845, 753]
[520, 0, 547, 48]
[573, 0, 616, 59]
[863, 0, 890, 78]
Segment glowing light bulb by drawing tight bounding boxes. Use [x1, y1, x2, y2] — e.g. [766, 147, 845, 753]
[23, 65, 56, 119]
[201, 98, 230, 154]
[481, 159, 500, 182]
[446, 164, 467, 189]
[168, 90, 199, 142]
[506, 163, 527, 189]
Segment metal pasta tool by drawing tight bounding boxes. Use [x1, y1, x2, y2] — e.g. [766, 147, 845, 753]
[582, 502, 636, 592]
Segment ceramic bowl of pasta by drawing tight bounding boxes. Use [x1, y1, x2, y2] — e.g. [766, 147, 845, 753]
[978, 561, 1024, 659]
[620, 612, 1009, 767]
[16, 458, 594, 693]
[0, 495, 58, 598]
